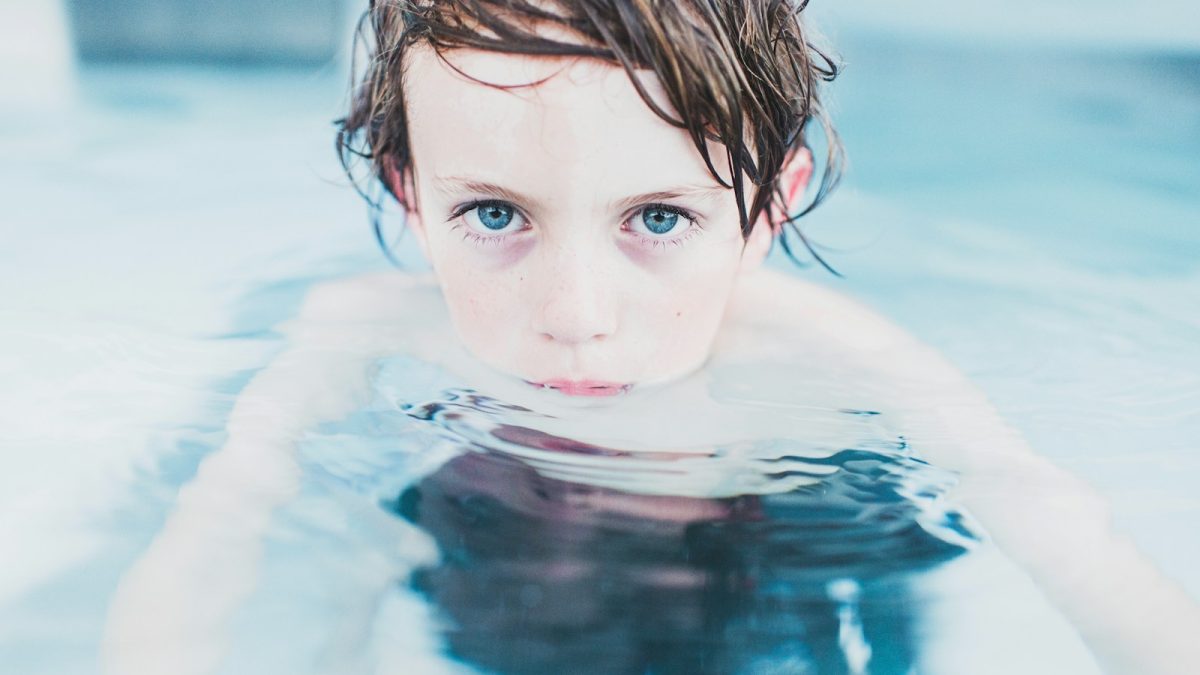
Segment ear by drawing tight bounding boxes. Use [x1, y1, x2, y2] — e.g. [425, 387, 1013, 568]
[740, 147, 814, 270]
[382, 157, 433, 262]
[780, 147, 814, 213]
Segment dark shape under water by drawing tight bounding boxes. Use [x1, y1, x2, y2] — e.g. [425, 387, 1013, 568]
[383, 391, 978, 675]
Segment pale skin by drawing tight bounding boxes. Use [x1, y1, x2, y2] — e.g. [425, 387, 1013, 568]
[394, 46, 786, 392]
[103, 46, 1200, 674]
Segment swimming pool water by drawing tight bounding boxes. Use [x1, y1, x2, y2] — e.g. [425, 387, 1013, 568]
[1, 30, 1197, 675]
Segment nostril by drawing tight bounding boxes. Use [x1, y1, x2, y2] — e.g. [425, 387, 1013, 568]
[538, 330, 611, 344]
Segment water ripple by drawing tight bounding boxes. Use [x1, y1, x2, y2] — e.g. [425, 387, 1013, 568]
[360, 385, 983, 675]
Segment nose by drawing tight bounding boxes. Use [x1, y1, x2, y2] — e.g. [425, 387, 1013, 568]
[530, 246, 618, 345]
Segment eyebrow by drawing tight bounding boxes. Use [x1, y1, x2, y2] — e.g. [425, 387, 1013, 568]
[433, 176, 728, 213]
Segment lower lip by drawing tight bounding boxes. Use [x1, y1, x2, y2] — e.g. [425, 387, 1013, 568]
[530, 380, 632, 397]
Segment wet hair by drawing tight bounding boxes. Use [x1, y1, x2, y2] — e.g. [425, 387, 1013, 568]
[336, 0, 844, 272]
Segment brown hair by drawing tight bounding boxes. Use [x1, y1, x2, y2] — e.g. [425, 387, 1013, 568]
[336, 0, 844, 272]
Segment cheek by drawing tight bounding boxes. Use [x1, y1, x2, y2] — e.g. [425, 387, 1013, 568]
[430, 255, 520, 346]
[664, 272, 735, 329]
[426, 235, 534, 325]
[637, 242, 744, 336]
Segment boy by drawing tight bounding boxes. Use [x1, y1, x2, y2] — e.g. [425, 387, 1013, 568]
[105, 1, 1200, 673]
[335, 0, 841, 396]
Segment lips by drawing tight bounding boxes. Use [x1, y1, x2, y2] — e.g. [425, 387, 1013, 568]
[529, 379, 632, 396]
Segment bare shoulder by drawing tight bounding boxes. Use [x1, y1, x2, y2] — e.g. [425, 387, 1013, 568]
[726, 267, 956, 379]
[294, 269, 442, 324]
[730, 268, 917, 348]
[272, 269, 454, 362]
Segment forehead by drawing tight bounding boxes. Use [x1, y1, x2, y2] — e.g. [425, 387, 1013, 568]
[401, 46, 731, 198]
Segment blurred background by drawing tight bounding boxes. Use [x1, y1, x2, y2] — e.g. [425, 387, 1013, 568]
[0, 0, 1198, 669]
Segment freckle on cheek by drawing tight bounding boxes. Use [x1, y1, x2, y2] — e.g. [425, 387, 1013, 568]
[676, 311, 682, 317]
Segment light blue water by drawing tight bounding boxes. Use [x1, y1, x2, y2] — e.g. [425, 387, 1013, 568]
[1, 32, 1198, 675]
[799, 40, 1200, 592]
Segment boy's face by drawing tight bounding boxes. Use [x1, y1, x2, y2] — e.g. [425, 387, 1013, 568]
[398, 46, 807, 396]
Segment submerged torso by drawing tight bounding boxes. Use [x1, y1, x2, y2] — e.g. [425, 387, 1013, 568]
[101, 266, 1106, 675]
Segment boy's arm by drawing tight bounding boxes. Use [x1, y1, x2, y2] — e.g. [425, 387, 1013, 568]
[101, 272, 434, 675]
[756, 268, 1200, 675]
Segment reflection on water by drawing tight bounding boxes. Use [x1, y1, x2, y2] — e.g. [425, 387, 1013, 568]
[383, 388, 979, 675]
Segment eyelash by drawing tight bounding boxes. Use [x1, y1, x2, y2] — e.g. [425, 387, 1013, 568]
[448, 199, 527, 247]
[447, 200, 703, 250]
[627, 203, 704, 250]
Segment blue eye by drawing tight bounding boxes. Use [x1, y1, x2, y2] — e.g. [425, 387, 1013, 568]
[640, 206, 680, 235]
[475, 203, 514, 230]
[459, 200, 526, 236]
